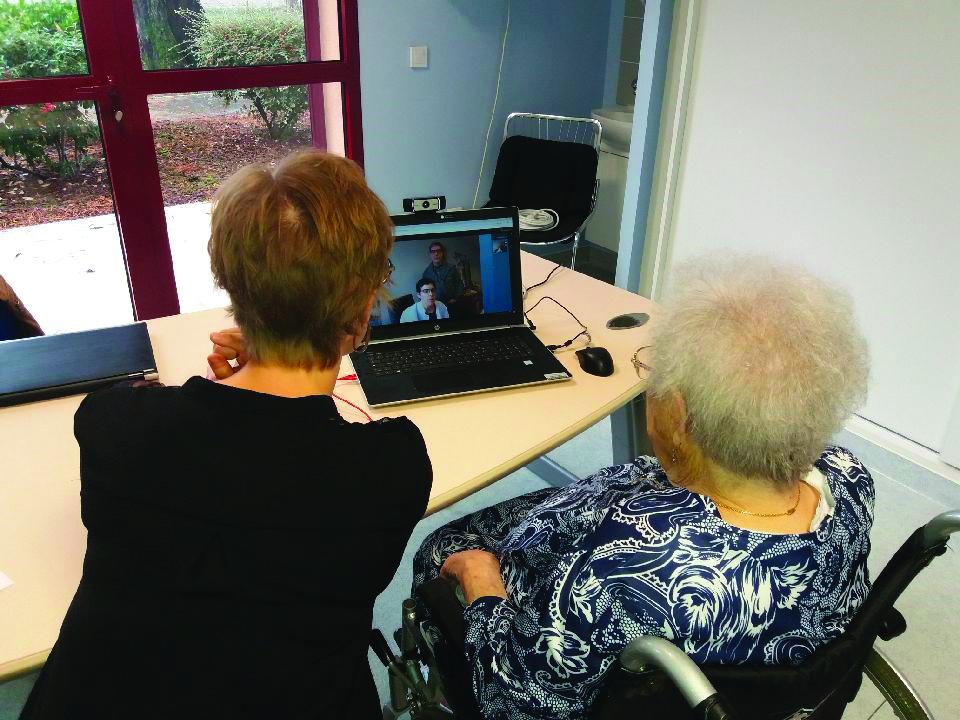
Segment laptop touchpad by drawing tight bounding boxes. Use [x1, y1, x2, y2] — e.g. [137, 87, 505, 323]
[413, 369, 479, 394]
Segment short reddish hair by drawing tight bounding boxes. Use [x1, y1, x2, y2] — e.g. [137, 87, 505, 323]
[209, 150, 393, 368]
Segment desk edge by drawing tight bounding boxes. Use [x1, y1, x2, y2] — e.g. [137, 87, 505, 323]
[0, 650, 49, 683]
[424, 378, 647, 515]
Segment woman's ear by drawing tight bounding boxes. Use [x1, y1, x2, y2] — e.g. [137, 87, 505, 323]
[667, 391, 689, 446]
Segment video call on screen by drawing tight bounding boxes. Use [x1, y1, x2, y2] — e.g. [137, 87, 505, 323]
[370, 231, 512, 327]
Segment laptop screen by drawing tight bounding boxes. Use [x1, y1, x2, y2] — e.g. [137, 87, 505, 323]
[370, 208, 524, 342]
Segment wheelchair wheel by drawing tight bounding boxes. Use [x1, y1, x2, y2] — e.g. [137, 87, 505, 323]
[863, 648, 933, 720]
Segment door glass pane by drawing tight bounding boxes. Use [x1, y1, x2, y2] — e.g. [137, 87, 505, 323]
[0, 102, 134, 340]
[148, 82, 343, 313]
[133, 0, 341, 72]
[0, 0, 89, 80]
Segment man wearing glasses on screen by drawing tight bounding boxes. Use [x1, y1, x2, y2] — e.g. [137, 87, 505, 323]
[400, 279, 449, 323]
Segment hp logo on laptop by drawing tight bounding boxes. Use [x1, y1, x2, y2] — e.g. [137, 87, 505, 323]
[434, 325, 440, 331]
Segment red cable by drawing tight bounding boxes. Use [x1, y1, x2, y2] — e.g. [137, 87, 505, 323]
[332, 392, 372, 422]
[337, 374, 357, 381]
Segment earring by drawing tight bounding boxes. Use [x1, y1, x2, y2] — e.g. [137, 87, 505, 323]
[354, 324, 371, 353]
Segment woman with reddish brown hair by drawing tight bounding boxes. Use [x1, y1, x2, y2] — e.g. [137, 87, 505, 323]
[21, 151, 431, 720]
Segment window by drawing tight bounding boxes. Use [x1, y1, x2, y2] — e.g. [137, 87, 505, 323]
[0, 0, 362, 337]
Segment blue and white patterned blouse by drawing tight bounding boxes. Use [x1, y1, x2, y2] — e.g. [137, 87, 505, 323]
[412, 446, 874, 720]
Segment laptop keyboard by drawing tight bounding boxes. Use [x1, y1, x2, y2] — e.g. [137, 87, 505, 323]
[366, 335, 534, 376]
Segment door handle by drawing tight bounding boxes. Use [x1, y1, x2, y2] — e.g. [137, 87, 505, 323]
[74, 77, 123, 124]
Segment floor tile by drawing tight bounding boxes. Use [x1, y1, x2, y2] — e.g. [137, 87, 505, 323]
[0, 672, 36, 720]
[869, 701, 902, 720]
[861, 470, 960, 720]
[843, 678, 886, 720]
[836, 429, 960, 510]
[545, 416, 614, 478]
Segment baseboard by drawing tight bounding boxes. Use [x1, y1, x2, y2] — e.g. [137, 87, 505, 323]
[844, 415, 960, 490]
[575, 240, 618, 284]
[578, 238, 618, 264]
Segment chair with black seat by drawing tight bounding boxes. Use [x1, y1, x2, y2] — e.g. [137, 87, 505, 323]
[483, 113, 601, 269]
[373, 509, 959, 720]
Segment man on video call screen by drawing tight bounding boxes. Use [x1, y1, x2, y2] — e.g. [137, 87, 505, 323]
[400, 279, 448, 323]
[370, 231, 512, 327]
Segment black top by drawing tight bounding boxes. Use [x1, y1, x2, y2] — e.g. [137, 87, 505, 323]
[20, 377, 432, 720]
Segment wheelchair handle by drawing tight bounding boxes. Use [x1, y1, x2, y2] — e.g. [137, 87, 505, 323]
[620, 637, 737, 719]
[922, 510, 960, 549]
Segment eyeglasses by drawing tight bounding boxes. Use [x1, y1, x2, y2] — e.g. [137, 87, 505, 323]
[632, 346, 652, 378]
[382, 258, 395, 285]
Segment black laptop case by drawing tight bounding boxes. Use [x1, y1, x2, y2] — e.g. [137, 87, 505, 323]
[0, 323, 158, 407]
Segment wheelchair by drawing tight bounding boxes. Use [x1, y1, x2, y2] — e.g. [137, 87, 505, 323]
[371, 509, 959, 720]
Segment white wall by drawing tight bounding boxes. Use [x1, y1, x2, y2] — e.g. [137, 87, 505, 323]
[662, 1, 960, 450]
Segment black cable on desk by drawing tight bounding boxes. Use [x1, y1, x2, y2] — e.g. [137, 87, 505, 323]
[524, 295, 590, 351]
[522, 265, 563, 297]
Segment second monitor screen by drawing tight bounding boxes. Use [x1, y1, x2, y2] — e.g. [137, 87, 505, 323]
[371, 231, 512, 327]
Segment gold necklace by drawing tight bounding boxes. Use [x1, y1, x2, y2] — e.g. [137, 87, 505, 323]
[710, 483, 802, 517]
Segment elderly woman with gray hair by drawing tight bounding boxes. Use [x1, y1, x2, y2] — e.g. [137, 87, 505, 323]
[412, 255, 874, 720]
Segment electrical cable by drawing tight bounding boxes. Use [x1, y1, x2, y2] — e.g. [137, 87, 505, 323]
[472, 0, 511, 209]
[522, 264, 563, 297]
[333, 392, 372, 422]
[524, 295, 591, 352]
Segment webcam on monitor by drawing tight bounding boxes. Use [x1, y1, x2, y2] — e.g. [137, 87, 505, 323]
[402, 195, 447, 213]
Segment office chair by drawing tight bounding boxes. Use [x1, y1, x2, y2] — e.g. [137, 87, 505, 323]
[482, 113, 601, 269]
[373, 509, 959, 720]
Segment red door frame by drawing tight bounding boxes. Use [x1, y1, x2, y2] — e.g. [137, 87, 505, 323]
[0, 0, 364, 321]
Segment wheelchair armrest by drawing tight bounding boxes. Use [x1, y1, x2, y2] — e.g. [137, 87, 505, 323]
[416, 577, 467, 649]
[619, 637, 738, 719]
[877, 607, 907, 641]
[921, 509, 960, 549]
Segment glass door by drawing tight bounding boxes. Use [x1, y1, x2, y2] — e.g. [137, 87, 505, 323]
[0, 0, 363, 333]
[0, 1, 136, 337]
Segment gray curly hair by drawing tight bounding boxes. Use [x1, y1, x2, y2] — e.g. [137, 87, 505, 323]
[648, 254, 869, 485]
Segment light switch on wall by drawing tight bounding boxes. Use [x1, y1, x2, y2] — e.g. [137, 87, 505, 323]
[409, 45, 428, 69]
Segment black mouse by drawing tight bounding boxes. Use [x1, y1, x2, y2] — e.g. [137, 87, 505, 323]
[575, 346, 614, 377]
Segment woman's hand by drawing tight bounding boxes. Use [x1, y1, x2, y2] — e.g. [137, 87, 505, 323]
[440, 550, 508, 605]
[207, 327, 249, 379]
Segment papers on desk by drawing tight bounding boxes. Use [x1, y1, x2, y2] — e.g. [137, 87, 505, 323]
[0, 570, 11, 591]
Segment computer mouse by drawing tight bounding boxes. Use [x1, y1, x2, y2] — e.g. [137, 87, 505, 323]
[575, 346, 614, 377]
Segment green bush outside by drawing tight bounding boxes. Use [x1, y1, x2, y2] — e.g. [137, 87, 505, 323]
[0, 1, 310, 178]
[0, 0, 96, 178]
[180, 7, 309, 140]
[0, 0, 87, 78]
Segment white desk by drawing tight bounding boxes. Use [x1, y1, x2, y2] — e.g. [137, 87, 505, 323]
[0, 252, 656, 680]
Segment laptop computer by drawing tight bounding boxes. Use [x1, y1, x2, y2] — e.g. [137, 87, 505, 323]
[0, 322, 158, 407]
[350, 207, 572, 407]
